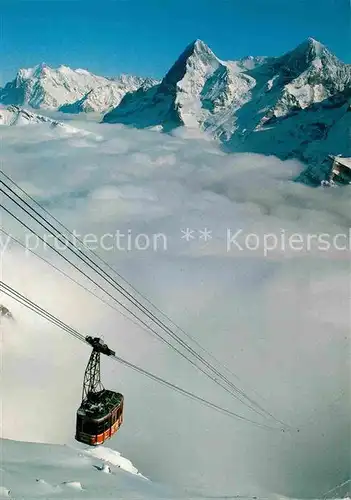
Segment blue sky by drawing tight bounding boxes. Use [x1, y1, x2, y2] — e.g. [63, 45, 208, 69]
[1, 0, 349, 83]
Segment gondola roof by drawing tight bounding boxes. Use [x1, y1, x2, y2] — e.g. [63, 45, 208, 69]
[77, 389, 123, 419]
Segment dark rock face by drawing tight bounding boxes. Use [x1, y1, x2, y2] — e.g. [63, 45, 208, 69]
[0, 305, 14, 320]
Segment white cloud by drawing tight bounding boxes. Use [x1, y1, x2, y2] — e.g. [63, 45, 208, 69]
[0, 121, 350, 498]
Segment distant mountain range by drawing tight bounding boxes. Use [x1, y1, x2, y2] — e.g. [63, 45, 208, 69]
[0, 64, 158, 113]
[1, 38, 350, 184]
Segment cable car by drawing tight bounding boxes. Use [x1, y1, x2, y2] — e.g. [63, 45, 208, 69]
[75, 336, 124, 446]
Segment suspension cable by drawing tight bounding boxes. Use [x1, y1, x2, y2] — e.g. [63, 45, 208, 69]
[0, 227, 161, 338]
[0, 169, 268, 406]
[0, 173, 290, 428]
[1, 201, 277, 424]
[0, 281, 283, 432]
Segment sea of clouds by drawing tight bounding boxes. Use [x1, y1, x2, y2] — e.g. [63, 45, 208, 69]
[0, 120, 350, 498]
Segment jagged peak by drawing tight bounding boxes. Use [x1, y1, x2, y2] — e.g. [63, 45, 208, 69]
[184, 39, 218, 60]
[269, 36, 342, 78]
[163, 39, 220, 85]
[17, 63, 49, 79]
[307, 36, 319, 45]
[192, 39, 211, 53]
[301, 37, 327, 55]
[16, 63, 95, 82]
[34, 62, 49, 71]
[287, 37, 332, 61]
[57, 64, 74, 72]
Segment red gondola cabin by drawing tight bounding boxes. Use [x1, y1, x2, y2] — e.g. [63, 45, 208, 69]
[75, 337, 124, 446]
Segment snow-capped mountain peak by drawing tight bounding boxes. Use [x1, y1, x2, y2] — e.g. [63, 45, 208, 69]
[0, 64, 108, 109]
[193, 38, 211, 51]
[59, 74, 158, 114]
[302, 37, 327, 57]
[190, 38, 219, 61]
[103, 37, 350, 182]
[271, 37, 343, 80]
[0, 64, 159, 113]
[1, 38, 349, 184]
[18, 63, 47, 80]
[162, 39, 221, 87]
[104, 39, 224, 129]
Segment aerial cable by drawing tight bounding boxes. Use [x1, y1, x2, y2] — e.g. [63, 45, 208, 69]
[0, 281, 283, 432]
[0, 175, 274, 414]
[1, 169, 261, 397]
[2, 171, 270, 414]
[322, 480, 351, 499]
[1, 202, 278, 425]
[0, 228, 162, 338]
[0, 282, 85, 344]
[0, 175, 290, 427]
[0, 177, 289, 427]
[1, 180, 240, 377]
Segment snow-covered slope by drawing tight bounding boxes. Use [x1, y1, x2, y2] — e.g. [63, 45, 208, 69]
[59, 75, 158, 114]
[0, 64, 157, 113]
[104, 38, 350, 132]
[1, 439, 350, 499]
[0, 105, 91, 135]
[0, 64, 108, 109]
[236, 88, 351, 185]
[103, 39, 250, 130]
[0, 438, 174, 499]
[103, 38, 350, 178]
